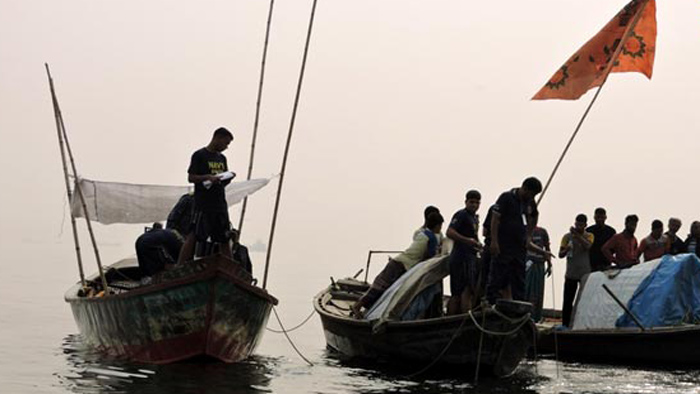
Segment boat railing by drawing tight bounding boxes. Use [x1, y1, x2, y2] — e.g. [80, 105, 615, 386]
[363, 250, 402, 283]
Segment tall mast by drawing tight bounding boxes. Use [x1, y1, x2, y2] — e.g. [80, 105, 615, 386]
[45, 64, 109, 295]
[238, 0, 277, 235]
[262, 0, 320, 290]
[46, 64, 86, 288]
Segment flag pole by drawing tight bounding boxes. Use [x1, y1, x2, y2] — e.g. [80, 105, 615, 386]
[537, 0, 650, 205]
[45, 64, 110, 295]
[238, 0, 276, 236]
[46, 64, 86, 288]
[262, 0, 319, 290]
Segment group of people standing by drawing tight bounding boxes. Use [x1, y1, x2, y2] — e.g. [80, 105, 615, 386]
[352, 177, 547, 318]
[533, 210, 700, 327]
[352, 176, 700, 325]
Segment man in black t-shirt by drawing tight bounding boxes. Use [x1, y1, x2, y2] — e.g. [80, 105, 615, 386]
[486, 177, 542, 304]
[446, 190, 483, 315]
[178, 127, 235, 263]
[586, 207, 616, 271]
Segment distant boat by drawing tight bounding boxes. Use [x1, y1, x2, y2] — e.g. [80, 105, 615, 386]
[537, 254, 700, 366]
[66, 255, 278, 363]
[314, 256, 536, 377]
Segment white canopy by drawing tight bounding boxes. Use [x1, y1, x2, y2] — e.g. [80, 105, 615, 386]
[70, 177, 272, 225]
[572, 259, 662, 330]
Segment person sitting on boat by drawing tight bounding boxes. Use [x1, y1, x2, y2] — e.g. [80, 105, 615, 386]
[586, 207, 616, 272]
[178, 127, 235, 264]
[414, 205, 449, 255]
[166, 192, 194, 237]
[637, 219, 670, 262]
[666, 217, 686, 255]
[351, 212, 444, 318]
[524, 225, 552, 322]
[230, 229, 253, 275]
[486, 177, 542, 305]
[684, 221, 700, 258]
[136, 223, 184, 276]
[558, 214, 594, 327]
[446, 190, 483, 315]
[601, 214, 639, 268]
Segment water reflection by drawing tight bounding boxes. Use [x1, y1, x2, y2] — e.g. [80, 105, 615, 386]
[320, 350, 545, 394]
[56, 335, 700, 394]
[58, 335, 278, 394]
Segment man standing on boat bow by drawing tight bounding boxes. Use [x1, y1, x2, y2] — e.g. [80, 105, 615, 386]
[178, 127, 235, 263]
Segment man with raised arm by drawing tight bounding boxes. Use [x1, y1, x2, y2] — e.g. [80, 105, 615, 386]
[178, 127, 235, 263]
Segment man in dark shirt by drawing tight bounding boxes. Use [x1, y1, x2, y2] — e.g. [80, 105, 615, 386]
[178, 127, 235, 263]
[446, 190, 483, 315]
[166, 192, 194, 237]
[586, 207, 616, 272]
[136, 225, 184, 276]
[486, 177, 542, 304]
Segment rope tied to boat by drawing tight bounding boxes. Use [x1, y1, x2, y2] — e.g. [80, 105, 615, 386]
[272, 306, 314, 366]
[406, 306, 532, 379]
[468, 309, 532, 337]
[266, 309, 316, 334]
[405, 311, 471, 378]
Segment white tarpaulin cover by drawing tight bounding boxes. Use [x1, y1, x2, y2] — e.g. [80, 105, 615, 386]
[71, 177, 272, 225]
[365, 255, 449, 324]
[572, 259, 662, 330]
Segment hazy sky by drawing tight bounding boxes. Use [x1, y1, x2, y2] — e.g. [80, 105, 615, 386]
[1, 0, 699, 306]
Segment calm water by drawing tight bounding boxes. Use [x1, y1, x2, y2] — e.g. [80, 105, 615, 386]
[3, 244, 700, 394]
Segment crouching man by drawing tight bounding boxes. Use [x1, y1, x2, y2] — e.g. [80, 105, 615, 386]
[351, 212, 444, 318]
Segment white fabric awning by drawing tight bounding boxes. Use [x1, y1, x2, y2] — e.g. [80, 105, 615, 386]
[70, 177, 272, 225]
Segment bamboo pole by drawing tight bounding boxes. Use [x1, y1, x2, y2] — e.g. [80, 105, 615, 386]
[262, 0, 319, 290]
[45, 64, 86, 288]
[45, 64, 110, 295]
[537, 0, 650, 205]
[238, 0, 276, 236]
[602, 284, 645, 331]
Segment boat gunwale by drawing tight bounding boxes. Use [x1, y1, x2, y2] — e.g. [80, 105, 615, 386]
[538, 323, 700, 336]
[65, 256, 278, 305]
[313, 286, 532, 330]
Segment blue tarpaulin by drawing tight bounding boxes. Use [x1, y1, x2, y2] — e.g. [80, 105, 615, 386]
[616, 254, 700, 328]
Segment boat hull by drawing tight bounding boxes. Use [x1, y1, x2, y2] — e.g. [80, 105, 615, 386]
[314, 289, 535, 377]
[537, 324, 700, 365]
[66, 256, 277, 364]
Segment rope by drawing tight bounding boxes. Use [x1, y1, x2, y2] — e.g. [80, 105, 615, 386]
[473, 309, 486, 385]
[406, 307, 531, 378]
[468, 310, 532, 337]
[272, 306, 314, 366]
[489, 306, 534, 325]
[531, 318, 539, 375]
[405, 312, 471, 378]
[550, 270, 561, 378]
[267, 309, 315, 334]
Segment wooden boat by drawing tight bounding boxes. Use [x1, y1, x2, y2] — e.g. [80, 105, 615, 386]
[536, 309, 700, 365]
[65, 255, 277, 364]
[314, 277, 536, 377]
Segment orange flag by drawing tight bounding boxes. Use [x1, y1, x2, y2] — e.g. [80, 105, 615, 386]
[533, 0, 656, 100]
